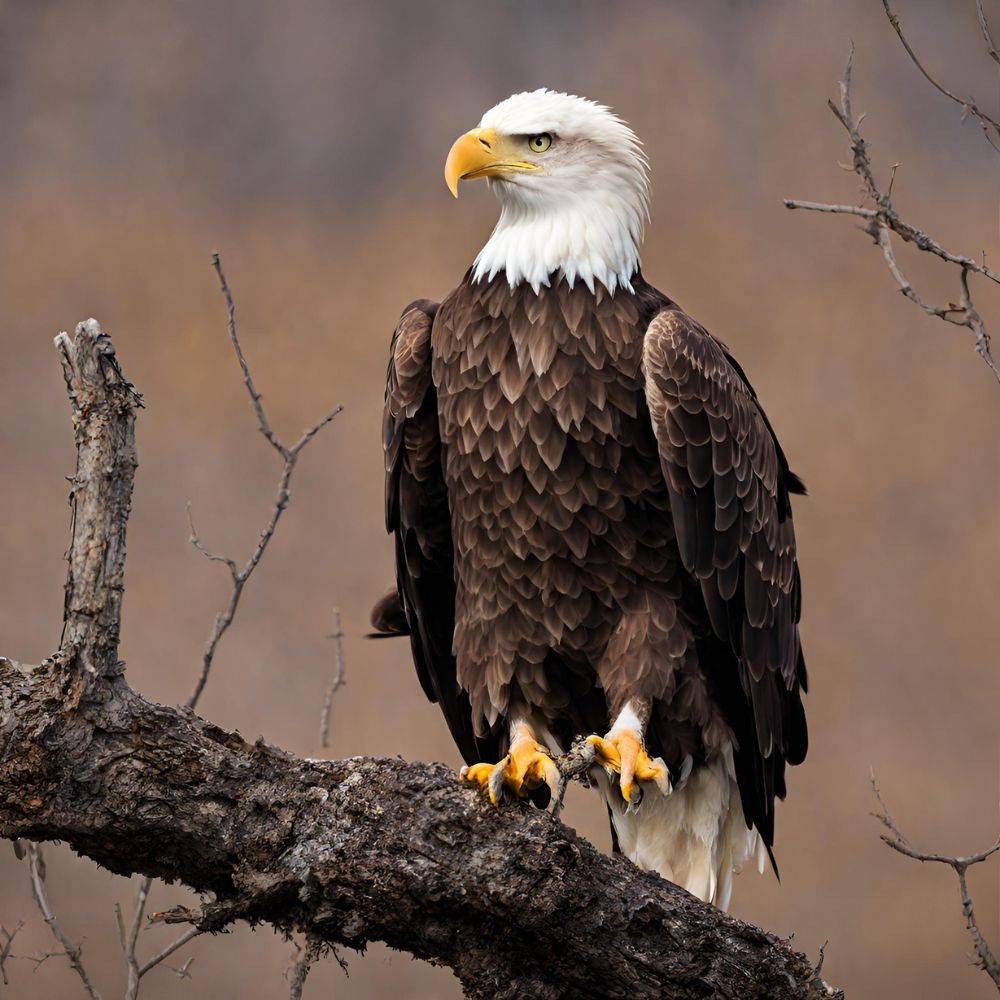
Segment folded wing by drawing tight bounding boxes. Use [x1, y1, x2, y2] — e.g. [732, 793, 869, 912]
[382, 300, 500, 766]
[643, 307, 808, 847]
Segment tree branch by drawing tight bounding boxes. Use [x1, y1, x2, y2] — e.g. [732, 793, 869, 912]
[136, 928, 201, 979]
[55, 318, 142, 678]
[870, 773, 1000, 991]
[881, 0, 1000, 153]
[784, 44, 1000, 385]
[318, 608, 346, 749]
[0, 921, 23, 986]
[978, 0, 1000, 69]
[26, 844, 102, 999]
[288, 935, 322, 1000]
[0, 322, 839, 999]
[186, 254, 343, 710]
[117, 876, 149, 1000]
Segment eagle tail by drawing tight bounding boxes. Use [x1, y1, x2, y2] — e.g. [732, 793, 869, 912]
[597, 743, 767, 911]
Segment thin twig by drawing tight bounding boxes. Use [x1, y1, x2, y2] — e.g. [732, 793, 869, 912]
[978, 0, 1000, 68]
[162, 956, 195, 980]
[882, 0, 1000, 153]
[319, 607, 347, 748]
[870, 771, 1000, 990]
[783, 200, 876, 217]
[288, 936, 322, 1000]
[112, 859, 201, 995]
[116, 876, 154, 1000]
[186, 254, 343, 710]
[26, 844, 102, 1000]
[784, 44, 1000, 385]
[212, 252, 284, 456]
[552, 737, 598, 820]
[0, 922, 24, 985]
[136, 928, 201, 978]
[886, 161, 900, 200]
[185, 504, 237, 574]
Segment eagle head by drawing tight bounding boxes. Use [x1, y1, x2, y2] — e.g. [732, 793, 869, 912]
[444, 89, 650, 295]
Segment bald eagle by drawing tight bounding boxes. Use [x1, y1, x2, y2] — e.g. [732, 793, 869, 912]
[373, 89, 807, 909]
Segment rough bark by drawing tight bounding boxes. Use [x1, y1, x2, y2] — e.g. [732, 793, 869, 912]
[0, 320, 838, 1000]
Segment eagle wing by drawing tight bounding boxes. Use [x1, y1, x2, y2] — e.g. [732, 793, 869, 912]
[643, 307, 808, 846]
[382, 300, 500, 766]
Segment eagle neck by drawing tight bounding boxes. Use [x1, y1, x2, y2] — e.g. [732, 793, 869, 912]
[472, 187, 643, 297]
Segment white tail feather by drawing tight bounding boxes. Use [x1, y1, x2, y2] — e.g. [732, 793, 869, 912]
[598, 742, 767, 911]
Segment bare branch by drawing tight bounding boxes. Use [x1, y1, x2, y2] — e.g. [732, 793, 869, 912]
[163, 956, 195, 980]
[136, 928, 201, 978]
[26, 845, 102, 1000]
[127, 878, 150, 956]
[186, 503, 238, 577]
[875, 222, 965, 323]
[288, 935, 322, 1000]
[785, 43, 1000, 385]
[186, 254, 342, 710]
[551, 736, 597, 820]
[870, 772, 1000, 990]
[54, 318, 142, 678]
[978, 0, 1000, 68]
[114, 902, 127, 953]
[0, 922, 24, 985]
[783, 200, 875, 218]
[211, 252, 284, 456]
[882, 0, 1000, 152]
[318, 608, 347, 748]
[116, 876, 154, 1000]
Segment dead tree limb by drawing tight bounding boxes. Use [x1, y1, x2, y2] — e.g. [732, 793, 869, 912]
[870, 773, 1000, 991]
[0, 320, 839, 1000]
[784, 44, 1000, 386]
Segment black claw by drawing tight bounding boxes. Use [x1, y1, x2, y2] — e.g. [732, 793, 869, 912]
[626, 785, 643, 813]
[526, 783, 551, 810]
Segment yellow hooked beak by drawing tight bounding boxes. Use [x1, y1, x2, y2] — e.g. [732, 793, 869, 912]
[444, 127, 541, 197]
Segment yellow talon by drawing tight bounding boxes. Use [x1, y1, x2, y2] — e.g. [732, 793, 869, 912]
[587, 730, 670, 804]
[461, 725, 560, 806]
[461, 762, 496, 787]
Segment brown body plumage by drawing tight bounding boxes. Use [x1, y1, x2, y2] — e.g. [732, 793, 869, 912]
[381, 270, 807, 856]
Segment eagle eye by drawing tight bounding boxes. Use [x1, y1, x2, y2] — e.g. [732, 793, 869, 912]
[528, 133, 552, 153]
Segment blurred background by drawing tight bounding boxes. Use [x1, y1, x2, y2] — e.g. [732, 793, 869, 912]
[1, 1, 998, 997]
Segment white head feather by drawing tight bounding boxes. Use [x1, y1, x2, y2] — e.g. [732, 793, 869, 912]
[472, 89, 650, 295]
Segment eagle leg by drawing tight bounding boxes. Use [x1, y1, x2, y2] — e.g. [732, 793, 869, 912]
[460, 721, 560, 807]
[587, 728, 670, 808]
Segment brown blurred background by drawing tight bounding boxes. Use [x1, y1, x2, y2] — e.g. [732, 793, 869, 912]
[1, 1, 998, 997]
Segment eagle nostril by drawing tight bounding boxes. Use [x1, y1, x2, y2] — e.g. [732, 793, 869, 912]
[478, 137, 492, 150]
